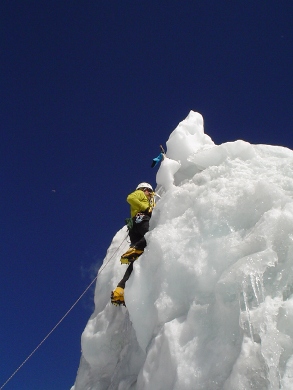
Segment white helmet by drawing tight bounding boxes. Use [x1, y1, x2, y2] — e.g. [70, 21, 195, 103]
[136, 182, 153, 191]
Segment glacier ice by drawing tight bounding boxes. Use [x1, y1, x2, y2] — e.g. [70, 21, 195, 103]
[71, 111, 293, 390]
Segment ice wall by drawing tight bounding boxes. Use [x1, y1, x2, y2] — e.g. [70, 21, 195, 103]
[72, 111, 293, 390]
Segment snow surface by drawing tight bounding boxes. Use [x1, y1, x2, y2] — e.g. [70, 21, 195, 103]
[71, 111, 293, 390]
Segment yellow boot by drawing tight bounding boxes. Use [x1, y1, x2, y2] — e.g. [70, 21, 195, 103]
[120, 247, 144, 265]
[111, 287, 125, 306]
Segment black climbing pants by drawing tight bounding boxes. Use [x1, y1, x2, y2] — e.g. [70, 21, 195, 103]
[128, 217, 150, 249]
[118, 262, 134, 289]
[117, 218, 150, 289]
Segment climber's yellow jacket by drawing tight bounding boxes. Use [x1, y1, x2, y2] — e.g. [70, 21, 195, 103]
[127, 190, 155, 217]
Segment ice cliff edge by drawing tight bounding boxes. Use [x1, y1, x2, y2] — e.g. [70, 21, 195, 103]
[72, 111, 293, 390]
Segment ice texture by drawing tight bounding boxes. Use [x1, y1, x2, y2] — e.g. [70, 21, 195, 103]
[72, 111, 293, 390]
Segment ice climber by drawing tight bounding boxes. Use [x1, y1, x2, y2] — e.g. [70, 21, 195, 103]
[111, 182, 155, 306]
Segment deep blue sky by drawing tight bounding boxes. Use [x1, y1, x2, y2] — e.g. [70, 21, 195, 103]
[1, 1, 292, 389]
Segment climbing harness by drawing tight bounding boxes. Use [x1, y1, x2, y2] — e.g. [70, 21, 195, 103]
[0, 233, 129, 390]
[135, 213, 146, 223]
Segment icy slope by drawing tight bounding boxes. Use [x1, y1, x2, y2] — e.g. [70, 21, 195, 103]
[72, 111, 293, 390]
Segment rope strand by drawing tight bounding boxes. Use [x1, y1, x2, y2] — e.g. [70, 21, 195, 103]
[0, 233, 129, 390]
